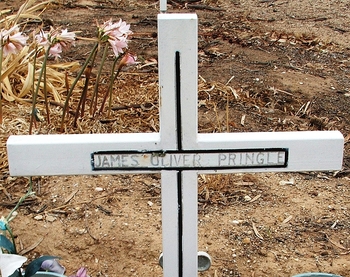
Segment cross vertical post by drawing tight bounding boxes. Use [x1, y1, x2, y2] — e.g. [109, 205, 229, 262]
[158, 13, 199, 276]
[181, 171, 198, 276]
[160, 0, 167, 12]
[161, 171, 180, 277]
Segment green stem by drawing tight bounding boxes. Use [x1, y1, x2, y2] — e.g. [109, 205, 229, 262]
[4, 182, 34, 254]
[107, 67, 121, 118]
[43, 59, 50, 124]
[5, 224, 17, 254]
[60, 42, 99, 132]
[6, 187, 34, 222]
[73, 66, 91, 127]
[98, 56, 120, 115]
[90, 43, 108, 116]
[29, 47, 48, 135]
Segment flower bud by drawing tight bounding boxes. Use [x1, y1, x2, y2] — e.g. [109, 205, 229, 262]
[118, 53, 137, 70]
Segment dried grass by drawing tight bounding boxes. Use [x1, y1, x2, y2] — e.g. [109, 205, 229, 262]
[1, 0, 81, 104]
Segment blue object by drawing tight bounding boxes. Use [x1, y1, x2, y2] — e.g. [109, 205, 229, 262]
[0, 220, 7, 230]
[292, 273, 342, 277]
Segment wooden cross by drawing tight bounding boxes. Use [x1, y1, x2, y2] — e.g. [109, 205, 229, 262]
[6, 3, 344, 277]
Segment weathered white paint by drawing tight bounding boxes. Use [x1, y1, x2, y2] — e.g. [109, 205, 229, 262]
[161, 171, 179, 277]
[159, 14, 199, 148]
[6, 12, 344, 277]
[7, 133, 161, 176]
[182, 171, 198, 276]
[160, 0, 167, 12]
[196, 131, 344, 172]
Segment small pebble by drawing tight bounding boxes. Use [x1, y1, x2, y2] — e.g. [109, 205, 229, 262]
[46, 215, 57, 222]
[34, 215, 43, 221]
[77, 228, 86, 235]
[242, 237, 251, 244]
[244, 195, 252, 202]
[279, 178, 295, 185]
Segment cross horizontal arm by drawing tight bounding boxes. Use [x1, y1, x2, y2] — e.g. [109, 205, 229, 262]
[7, 133, 161, 176]
[196, 131, 344, 173]
[7, 130, 344, 176]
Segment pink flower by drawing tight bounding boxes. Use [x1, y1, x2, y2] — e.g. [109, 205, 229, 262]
[100, 19, 132, 40]
[109, 37, 128, 56]
[102, 21, 123, 38]
[35, 30, 49, 47]
[98, 19, 132, 57]
[118, 52, 137, 69]
[2, 43, 17, 57]
[55, 28, 76, 47]
[35, 27, 76, 58]
[49, 43, 63, 58]
[117, 19, 132, 36]
[69, 267, 89, 277]
[0, 25, 28, 56]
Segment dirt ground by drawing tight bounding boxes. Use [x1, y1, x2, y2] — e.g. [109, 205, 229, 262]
[1, 0, 350, 276]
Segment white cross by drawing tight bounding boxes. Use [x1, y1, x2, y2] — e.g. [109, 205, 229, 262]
[7, 11, 344, 277]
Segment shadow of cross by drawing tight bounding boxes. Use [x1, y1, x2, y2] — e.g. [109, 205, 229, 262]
[6, 11, 344, 277]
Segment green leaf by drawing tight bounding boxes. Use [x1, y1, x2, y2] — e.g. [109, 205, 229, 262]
[24, 255, 60, 277]
[0, 234, 15, 253]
